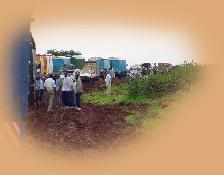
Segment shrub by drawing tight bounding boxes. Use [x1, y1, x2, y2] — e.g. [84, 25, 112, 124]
[125, 115, 139, 125]
[127, 63, 202, 99]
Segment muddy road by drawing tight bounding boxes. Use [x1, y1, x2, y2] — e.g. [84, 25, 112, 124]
[23, 79, 147, 153]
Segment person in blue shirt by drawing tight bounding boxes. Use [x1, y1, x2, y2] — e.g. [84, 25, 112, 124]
[35, 75, 41, 107]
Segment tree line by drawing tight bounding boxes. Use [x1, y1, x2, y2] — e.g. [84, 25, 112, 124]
[47, 49, 82, 56]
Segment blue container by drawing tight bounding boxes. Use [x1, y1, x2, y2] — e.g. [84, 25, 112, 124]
[53, 57, 71, 73]
[12, 31, 32, 118]
[120, 60, 127, 72]
[64, 58, 71, 65]
[110, 60, 127, 73]
[97, 59, 110, 71]
[53, 58, 64, 73]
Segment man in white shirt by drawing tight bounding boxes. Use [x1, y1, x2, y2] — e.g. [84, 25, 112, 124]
[105, 72, 112, 94]
[44, 74, 56, 112]
[62, 72, 74, 108]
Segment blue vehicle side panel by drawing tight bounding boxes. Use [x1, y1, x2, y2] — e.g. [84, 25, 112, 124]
[12, 32, 32, 118]
[97, 59, 110, 70]
[110, 60, 126, 73]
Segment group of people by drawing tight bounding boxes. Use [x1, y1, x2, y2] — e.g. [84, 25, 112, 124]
[35, 71, 83, 112]
[34, 70, 113, 112]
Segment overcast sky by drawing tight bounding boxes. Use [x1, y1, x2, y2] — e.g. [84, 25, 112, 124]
[31, 24, 199, 66]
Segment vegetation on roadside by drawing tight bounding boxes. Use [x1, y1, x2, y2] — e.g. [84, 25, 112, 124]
[135, 91, 186, 133]
[83, 63, 202, 105]
[82, 84, 149, 105]
[82, 62, 203, 131]
[127, 63, 202, 98]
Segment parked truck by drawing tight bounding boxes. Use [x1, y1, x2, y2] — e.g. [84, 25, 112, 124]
[96, 59, 111, 79]
[12, 19, 36, 118]
[52, 56, 67, 73]
[109, 58, 127, 78]
[52, 55, 85, 74]
[85, 58, 127, 79]
[70, 56, 85, 70]
[82, 61, 100, 82]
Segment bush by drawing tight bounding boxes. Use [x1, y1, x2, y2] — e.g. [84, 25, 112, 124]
[125, 115, 139, 125]
[127, 63, 202, 99]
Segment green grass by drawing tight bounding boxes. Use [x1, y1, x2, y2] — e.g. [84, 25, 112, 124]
[125, 115, 139, 126]
[82, 83, 150, 105]
[82, 82, 187, 106]
[83, 80, 193, 133]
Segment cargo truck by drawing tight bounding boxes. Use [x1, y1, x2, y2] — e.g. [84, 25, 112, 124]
[52, 56, 66, 73]
[53, 55, 85, 74]
[96, 59, 111, 79]
[70, 55, 85, 70]
[86, 58, 127, 79]
[12, 19, 36, 118]
[109, 58, 127, 78]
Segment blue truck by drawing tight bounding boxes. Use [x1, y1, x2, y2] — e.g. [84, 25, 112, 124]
[52, 56, 72, 73]
[109, 59, 127, 78]
[92, 58, 127, 78]
[96, 59, 111, 78]
[52, 57, 65, 73]
[12, 21, 36, 118]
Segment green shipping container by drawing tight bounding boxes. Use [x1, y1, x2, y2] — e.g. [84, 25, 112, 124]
[70, 57, 85, 69]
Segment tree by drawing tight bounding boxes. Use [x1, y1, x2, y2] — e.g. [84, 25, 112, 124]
[47, 49, 82, 56]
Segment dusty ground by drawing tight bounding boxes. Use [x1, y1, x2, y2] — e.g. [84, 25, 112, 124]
[23, 78, 147, 153]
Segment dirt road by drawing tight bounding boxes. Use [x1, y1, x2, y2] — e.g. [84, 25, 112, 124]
[23, 79, 146, 153]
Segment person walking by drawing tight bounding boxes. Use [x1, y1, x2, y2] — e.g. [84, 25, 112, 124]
[34, 76, 41, 107]
[39, 76, 44, 101]
[44, 74, 56, 112]
[153, 63, 157, 75]
[62, 72, 74, 108]
[56, 74, 63, 105]
[105, 72, 112, 94]
[41, 73, 46, 82]
[73, 72, 83, 111]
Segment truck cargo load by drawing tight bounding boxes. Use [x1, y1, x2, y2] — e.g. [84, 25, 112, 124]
[96, 59, 110, 78]
[97, 59, 110, 70]
[109, 59, 127, 78]
[70, 55, 85, 70]
[36, 54, 54, 74]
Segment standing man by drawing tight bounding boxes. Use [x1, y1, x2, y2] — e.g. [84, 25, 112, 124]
[62, 71, 74, 108]
[44, 74, 56, 112]
[34, 75, 41, 107]
[39, 76, 44, 102]
[153, 63, 157, 75]
[41, 72, 46, 82]
[56, 74, 63, 105]
[109, 68, 115, 79]
[142, 67, 146, 78]
[73, 72, 83, 111]
[105, 72, 112, 94]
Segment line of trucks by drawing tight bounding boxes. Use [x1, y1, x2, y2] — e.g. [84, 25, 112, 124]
[13, 17, 173, 118]
[36, 55, 127, 82]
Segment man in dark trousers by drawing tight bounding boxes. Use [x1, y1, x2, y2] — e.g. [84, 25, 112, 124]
[61, 71, 74, 108]
[34, 75, 41, 107]
[73, 72, 83, 111]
